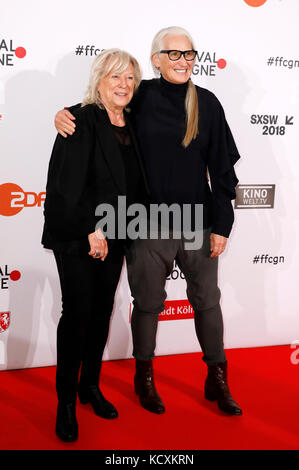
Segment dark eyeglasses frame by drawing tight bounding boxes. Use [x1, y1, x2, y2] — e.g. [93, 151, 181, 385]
[159, 50, 198, 61]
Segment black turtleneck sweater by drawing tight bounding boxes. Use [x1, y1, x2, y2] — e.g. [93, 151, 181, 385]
[66, 77, 240, 237]
[129, 75, 240, 238]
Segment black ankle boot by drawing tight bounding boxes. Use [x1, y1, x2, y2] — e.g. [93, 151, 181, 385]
[204, 361, 242, 415]
[78, 385, 118, 419]
[56, 401, 78, 442]
[134, 359, 165, 414]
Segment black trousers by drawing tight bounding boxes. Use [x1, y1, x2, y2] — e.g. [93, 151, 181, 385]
[127, 228, 226, 365]
[53, 241, 125, 403]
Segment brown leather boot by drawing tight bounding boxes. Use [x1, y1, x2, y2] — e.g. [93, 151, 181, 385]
[134, 359, 165, 414]
[204, 361, 242, 415]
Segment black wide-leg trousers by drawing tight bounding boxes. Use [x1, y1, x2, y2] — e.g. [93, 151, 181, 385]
[53, 242, 124, 403]
[127, 228, 226, 365]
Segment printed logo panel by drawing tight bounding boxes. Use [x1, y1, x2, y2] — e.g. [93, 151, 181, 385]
[129, 300, 194, 322]
[0, 183, 45, 216]
[235, 184, 275, 209]
[0, 39, 26, 66]
[0, 312, 10, 333]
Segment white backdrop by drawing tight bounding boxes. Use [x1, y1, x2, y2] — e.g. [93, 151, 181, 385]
[1, 0, 299, 370]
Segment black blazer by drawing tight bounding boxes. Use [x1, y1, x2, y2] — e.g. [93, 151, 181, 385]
[42, 103, 150, 253]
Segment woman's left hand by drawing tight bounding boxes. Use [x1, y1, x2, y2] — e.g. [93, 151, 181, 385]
[88, 229, 108, 261]
[210, 233, 227, 258]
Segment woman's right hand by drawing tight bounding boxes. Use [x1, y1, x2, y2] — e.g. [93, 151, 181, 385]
[88, 229, 108, 261]
[55, 109, 76, 137]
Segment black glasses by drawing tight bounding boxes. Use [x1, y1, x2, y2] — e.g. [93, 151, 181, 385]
[159, 50, 197, 61]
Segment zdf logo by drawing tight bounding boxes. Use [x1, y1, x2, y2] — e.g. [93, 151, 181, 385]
[0, 183, 46, 216]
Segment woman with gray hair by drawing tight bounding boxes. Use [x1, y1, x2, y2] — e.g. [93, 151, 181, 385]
[55, 26, 242, 417]
[42, 48, 149, 442]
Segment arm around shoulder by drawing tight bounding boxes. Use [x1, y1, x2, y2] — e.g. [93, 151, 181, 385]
[55, 102, 82, 137]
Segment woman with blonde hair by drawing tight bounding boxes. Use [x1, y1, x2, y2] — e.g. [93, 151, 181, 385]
[55, 26, 242, 417]
[43, 48, 148, 442]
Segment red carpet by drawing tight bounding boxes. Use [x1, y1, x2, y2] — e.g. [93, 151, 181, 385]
[0, 345, 298, 450]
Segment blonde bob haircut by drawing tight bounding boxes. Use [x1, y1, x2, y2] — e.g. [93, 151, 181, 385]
[151, 26, 199, 148]
[82, 48, 142, 107]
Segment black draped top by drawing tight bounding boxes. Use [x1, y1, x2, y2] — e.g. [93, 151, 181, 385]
[129, 75, 240, 238]
[111, 124, 144, 206]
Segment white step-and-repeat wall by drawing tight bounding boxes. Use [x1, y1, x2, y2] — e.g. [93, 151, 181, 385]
[1, 0, 299, 370]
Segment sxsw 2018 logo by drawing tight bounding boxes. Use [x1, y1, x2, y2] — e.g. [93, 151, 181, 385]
[0, 39, 26, 66]
[0, 183, 45, 216]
